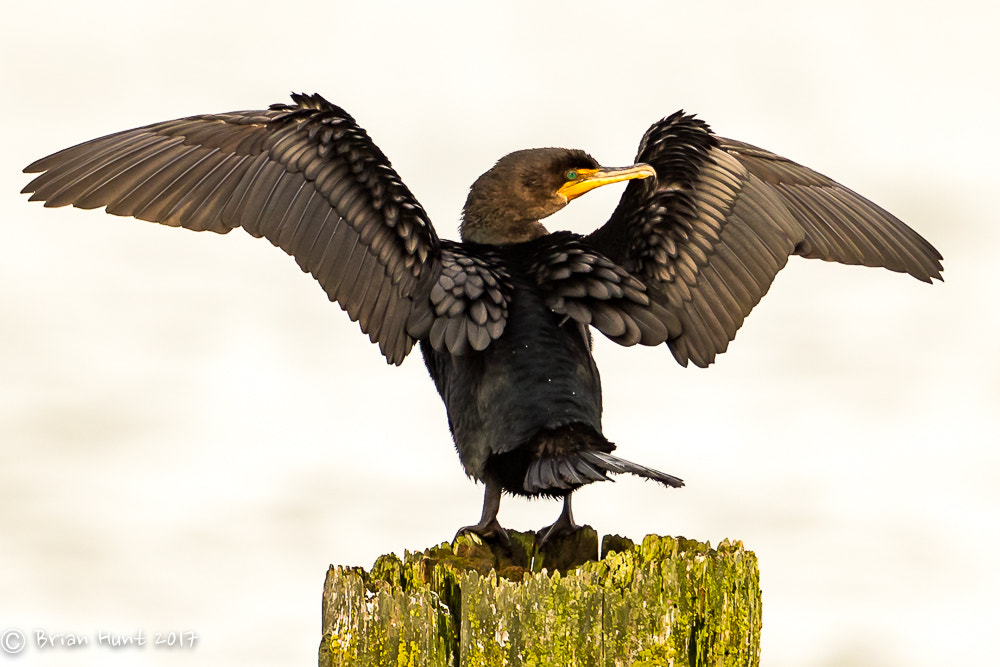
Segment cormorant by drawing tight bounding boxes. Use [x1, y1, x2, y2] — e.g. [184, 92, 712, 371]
[22, 93, 943, 545]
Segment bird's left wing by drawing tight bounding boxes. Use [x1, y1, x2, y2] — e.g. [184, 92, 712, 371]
[23, 93, 510, 364]
[588, 111, 942, 367]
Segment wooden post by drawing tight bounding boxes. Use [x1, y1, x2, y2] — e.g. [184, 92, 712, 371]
[319, 529, 761, 666]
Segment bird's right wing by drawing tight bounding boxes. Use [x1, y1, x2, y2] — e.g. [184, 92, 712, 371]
[588, 111, 943, 368]
[528, 232, 679, 347]
[23, 93, 511, 364]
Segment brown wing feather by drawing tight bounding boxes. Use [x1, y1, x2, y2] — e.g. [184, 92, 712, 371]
[530, 232, 680, 347]
[422, 242, 511, 355]
[720, 138, 943, 281]
[23, 94, 511, 363]
[589, 112, 943, 368]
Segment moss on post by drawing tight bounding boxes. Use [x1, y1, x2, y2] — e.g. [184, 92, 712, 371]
[319, 529, 761, 667]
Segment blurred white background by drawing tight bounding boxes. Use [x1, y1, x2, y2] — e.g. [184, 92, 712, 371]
[1, 1, 996, 665]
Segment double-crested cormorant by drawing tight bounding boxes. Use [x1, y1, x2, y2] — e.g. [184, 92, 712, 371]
[22, 93, 943, 544]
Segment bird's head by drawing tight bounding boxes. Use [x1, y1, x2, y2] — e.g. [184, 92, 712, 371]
[460, 148, 655, 245]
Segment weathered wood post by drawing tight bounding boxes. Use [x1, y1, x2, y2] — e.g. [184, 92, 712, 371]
[319, 529, 761, 666]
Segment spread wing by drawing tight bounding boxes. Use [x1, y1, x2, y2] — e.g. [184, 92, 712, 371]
[22, 93, 510, 364]
[587, 111, 943, 368]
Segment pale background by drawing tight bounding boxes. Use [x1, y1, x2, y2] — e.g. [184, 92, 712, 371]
[1, 1, 997, 666]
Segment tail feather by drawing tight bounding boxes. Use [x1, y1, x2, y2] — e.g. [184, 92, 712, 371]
[524, 459, 544, 493]
[581, 450, 684, 488]
[574, 457, 613, 484]
[557, 459, 588, 486]
[538, 459, 561, 489]
[523, 450, 683, 494]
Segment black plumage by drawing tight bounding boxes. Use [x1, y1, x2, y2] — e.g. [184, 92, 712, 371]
[22, 93, 942, 544]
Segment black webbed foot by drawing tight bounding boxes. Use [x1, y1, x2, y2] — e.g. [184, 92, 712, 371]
[456, 480, 511, 549]
[535, 493, 580, 549]
[455, 517, 512, 550]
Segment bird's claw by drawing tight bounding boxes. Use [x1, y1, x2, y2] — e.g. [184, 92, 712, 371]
[455, 518, 511, 550]
[535, 516, 581, 550]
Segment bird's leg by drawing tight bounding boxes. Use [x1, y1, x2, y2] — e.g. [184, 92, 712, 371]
[536, 492, 580, 547]
[455, 481, 510, 548]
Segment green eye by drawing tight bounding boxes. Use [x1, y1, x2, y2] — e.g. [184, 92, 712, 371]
[565, 169, 578, 180]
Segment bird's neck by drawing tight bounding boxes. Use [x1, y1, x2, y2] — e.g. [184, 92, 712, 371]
[460, 212, 549, 245]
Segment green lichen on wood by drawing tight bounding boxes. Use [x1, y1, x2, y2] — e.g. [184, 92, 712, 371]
[320, 563, 456, 667]
[320, 529, 761, 667]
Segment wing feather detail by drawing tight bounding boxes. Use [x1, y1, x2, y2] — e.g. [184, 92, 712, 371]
[420, 242, 511, 355]
[720, 137, 943, 281]
[589, 111, 942, 367]
[23, 93, 517, 363]
[529, 232, 680, 347]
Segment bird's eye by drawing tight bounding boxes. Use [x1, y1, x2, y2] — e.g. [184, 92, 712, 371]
[565, 169, 578, 180]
